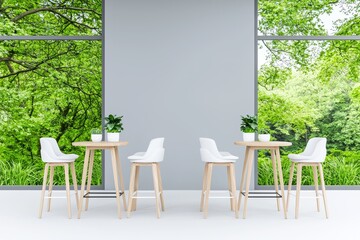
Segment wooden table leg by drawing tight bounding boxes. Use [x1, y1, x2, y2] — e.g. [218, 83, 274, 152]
[243, 147, 254, 219]
[77, 148, 90, 219]
[237, 147, 249, 216]
[115, 148, 127, 210]
[111, 148, 122, 219]
[271, 149, 280, 211]
[275, 148, 287, 219]
[85, 150, 95, 211]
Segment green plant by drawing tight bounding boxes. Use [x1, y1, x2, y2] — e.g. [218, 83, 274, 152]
[240, 115, 257, 133]
[105, 114, 124, 133]
[91, 128, 102, 134]
[258, 129, 269, 134]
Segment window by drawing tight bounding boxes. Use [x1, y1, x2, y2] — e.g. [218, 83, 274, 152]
[257, 0, 360, 187]
[0, 1, 102, 186]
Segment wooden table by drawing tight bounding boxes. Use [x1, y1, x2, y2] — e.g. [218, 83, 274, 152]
[72, 141, 128, 219]
[234, 141, 292, 219]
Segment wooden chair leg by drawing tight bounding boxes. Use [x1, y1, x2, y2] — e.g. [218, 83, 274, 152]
[286, 162, 295, 213]
[312, 165, 320, 212]
[64, 163, 72, 219]
[203, 163, 213, 219]
[200, 163, 208, 212]
[85, 150, 94, 211]
[47, 165, 54, 212]
[295, 163, 302, 219]
[157, 164, 165, 211]
[227, 164, 234, 211]
[318, 163, 329, 218]
[39, 163, 49, 218]
[127, 164, 136, 217]
[70, 162, 80, 211]
[229, 163, 238, 218]
[271, 150, 280, 211]
[132, 165, 140, 211]
[152, 163, 161, 218]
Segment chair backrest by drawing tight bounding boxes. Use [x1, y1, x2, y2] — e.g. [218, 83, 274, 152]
[199, 138, 222, 160]
[40, 137, 62, 162]
[146, 138, 164, 153]
[303, 138, 327, 162]
[142, 138, 165, 162]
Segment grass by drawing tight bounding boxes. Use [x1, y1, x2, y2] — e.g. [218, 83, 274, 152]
[0, 151, 102, 186]
[258, 149, 360, 185]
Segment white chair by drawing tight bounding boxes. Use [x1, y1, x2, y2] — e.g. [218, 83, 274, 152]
[38, 137, 79, 219]
[127, 138, 165, 218]
[199, 138, 238, 218]
[286, 137, 329, 219]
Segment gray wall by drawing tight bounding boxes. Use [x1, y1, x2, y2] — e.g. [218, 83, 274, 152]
[105, 0, 255, 190]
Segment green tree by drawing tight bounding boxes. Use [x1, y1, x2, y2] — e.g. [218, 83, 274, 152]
[0, 1, 102, 185]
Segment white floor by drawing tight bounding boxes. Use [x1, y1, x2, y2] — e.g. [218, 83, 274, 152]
[0, 190, 358, 240]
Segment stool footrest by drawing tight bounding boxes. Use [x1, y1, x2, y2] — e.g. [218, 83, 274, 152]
[84, 191, 124, 199]
[131, 191, 161, 199]
[289, 192, 323, 198]
[241, 191, 282, 198]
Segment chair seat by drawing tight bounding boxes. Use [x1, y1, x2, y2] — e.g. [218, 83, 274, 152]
[44, 154, 78, 163]
[288, 154, 321, 163]
[219, 152, 239, 160]
[128, 152, 146, 160]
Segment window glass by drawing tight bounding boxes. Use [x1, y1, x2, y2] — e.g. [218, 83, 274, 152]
[0, 40, 102, 185]
[0, 0, 102, 36]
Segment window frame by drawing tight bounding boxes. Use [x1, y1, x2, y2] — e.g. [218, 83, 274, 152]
[0, 0, 104, 190]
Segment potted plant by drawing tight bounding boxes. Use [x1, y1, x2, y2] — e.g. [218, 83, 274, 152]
[258, 129, 271, 142]
[240, 115, 257, 142]
[91, 128, 102, 142]
[105, 114, 124, 142]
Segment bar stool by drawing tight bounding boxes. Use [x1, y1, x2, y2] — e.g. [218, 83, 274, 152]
[38, 137, 79, 219]
[199, 138, 238, 218]
[286, 137, 329, 219]
[127, 138, 165, 218]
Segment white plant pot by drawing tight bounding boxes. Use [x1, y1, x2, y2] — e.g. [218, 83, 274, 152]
[91, 134, 102, 142]
[107, 132, 120, 142]
[243, 132, 255, 142]
[258, 134, 271, 142]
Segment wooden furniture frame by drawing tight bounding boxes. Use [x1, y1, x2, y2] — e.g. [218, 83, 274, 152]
[234, 141, 292, 219]
[38, 162, 79, 219]
[286, 162, 329, 219]
[127, 162, 165, 218]
[72, 141, 128, 219]
[200, 162, 238, 219]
